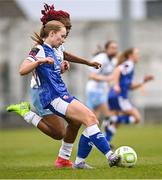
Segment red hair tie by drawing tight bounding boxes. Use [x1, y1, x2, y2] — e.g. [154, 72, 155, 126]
[40, 3, 70, 25]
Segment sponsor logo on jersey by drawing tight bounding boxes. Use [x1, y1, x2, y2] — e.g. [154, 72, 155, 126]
[29, 47, 40, 57]
[63, 95, 69, 100]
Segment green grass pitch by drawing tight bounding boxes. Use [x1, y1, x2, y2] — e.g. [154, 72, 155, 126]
[0, 125, 162, 179]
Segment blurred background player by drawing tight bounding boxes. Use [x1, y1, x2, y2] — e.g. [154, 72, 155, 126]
[85, 41, 118, 141]
[106, 47, 154, 142]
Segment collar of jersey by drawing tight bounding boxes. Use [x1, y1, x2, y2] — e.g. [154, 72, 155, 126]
[44, 42, 53, 49]
[127, 59, 134, 65]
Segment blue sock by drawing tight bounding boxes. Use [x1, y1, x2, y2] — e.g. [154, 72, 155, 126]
[105, 124, 116, 142]
[105, 129, 113, 141]
[117, 115, 135, 124]
[86, 124, 111, 155]
[77, 133, 93, 159]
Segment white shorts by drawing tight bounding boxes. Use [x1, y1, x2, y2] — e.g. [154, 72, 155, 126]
[47, 95, 75, 118]
[109, 96, 133, 111]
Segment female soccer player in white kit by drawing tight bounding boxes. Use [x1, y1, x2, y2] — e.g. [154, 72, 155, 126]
[86, 41, 118, 140]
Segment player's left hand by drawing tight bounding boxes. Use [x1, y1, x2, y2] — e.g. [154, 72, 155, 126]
[89, 61, 102, 69]
[143, 75, 154, 83]
[61, 60, 70, 74]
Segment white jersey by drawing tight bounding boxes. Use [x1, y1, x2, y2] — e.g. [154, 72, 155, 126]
[28, 44, 65, 88]
[86, 53, 116, 93]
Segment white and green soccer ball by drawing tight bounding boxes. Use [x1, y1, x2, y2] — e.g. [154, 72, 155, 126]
[115, 146, 137, 167]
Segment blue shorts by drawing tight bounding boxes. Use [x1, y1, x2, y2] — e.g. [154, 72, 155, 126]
[108, 95, 133, 111]
[86, 91, 107, 110]
[47, 95, 75, 118]
[30, 88, 53, 117]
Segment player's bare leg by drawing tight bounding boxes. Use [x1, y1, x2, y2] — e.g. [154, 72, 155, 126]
[38, 115, 66, 140]
[6, 102, 66, 140]
[37, 115, 81, 168]
[64, 99, 120, 168]
[123, 108, 141, 124]
[105, 108, 141, 143]
[6, 102, 80, 168]
[55, 119, 81, 168]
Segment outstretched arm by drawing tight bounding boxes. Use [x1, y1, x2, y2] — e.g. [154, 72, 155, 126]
[130, 82, 144, 90]
[130, 75, 154, 90]
[89, 73, 113, 82]
[64, 51, 101, 69]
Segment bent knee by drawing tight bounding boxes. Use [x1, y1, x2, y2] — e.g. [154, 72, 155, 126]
[133, 115, 141, 124]
[85, 112, 99, 126]
[53, 130, 65, 140]
[135, 117, 141, 124]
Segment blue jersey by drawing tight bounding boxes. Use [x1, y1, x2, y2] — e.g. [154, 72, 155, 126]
[34, 43, 69, 108]
[109, 60, 134, 98]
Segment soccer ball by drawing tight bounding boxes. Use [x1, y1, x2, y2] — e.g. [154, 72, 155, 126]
[115, 146, 137, 167]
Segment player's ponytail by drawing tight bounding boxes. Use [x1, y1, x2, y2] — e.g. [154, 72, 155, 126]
[93, 40, 116, 56]
[31, 20, 65, 45]
[31, 32, 44, 45]
[117, 48, 135, 66]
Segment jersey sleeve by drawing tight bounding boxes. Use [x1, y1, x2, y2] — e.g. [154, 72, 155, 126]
[27, 45, 45, 62]
[119, 61, 134, 75]
[60, 44, 65, 52]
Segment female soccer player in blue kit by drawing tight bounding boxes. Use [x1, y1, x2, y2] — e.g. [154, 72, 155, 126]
[6, 4, 106, 168]
[7, 4, 80, 168]
[17, 19, 120, 168]
[106, 47, 154, 141]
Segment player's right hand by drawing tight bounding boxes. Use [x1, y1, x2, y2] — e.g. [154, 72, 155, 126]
[89, 61, 102, 69]
[114, 85, 121, 94]
[61, 60, 70, 74]
[38, 57, 54, 64]
[143, 75, 154, 83]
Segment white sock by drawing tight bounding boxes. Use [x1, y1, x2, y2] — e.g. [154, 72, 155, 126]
[108, 124, 116, 135]
[24, 111, 42, 127]
[105, 150, 113, 159]
[58, 141, 73, 160]
[129, 116, 136, 124]
[110, 116, 118, 123]
[102, 119, 110, 128]
[75, 157, 85, 164]
[85, 124, 100, 136]
[82, 129, 89, 138]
